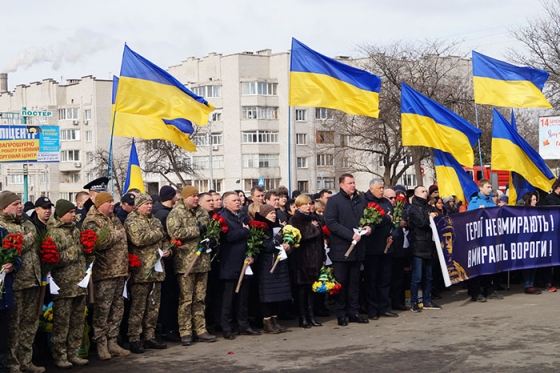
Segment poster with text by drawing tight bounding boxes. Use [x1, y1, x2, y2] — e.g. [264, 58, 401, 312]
[0, 125, 60, 163]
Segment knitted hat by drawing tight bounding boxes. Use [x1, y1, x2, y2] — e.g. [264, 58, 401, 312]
[0, 191, 20, 210]
[259, 204, 275, 219]
[160, 185, 177, 202]
[55, 199, 76, 218]
[429, 184, 439, 195]
[181, 185, 198, 199]
[393, 184, 406, 194]
[135, 193, 152, 209]
[95, 192, 114, 208]
[442, 196, 454, 204]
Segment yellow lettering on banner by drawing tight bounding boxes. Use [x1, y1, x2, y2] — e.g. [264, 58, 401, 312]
[0, 140, 40, 162]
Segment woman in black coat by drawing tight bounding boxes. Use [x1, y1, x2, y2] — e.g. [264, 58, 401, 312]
[255, 204, 292, 334]
[289, 194, 325, 328]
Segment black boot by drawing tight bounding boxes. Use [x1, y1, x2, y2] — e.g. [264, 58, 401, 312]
[307, 288, 322, 327]
[298, 286, 311, 329]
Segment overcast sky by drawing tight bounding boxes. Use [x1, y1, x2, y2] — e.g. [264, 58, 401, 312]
[0, 1, 548, 91]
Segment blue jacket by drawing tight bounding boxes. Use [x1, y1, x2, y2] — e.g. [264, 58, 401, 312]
[0, 256, 22, 310]
[467, 192, 496, 211]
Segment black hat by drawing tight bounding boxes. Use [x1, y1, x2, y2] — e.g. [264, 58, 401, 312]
[23, 201, 35, 213]
[121, 192, 136, 205]
[34, 196, 54, 209]
[159, 185, 176, 202]
[83, 177, 109, 192]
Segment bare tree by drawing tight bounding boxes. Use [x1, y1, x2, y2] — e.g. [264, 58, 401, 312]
[334, 40, 479, 185]
[91, 147, 129, 195]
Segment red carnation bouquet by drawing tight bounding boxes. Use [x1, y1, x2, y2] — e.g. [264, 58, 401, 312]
[80, 229, 98, 255]
[235, 220, 268, 293]
[0, 233, 24, 299]
[128, 253, 141, 269]
[392, 195, 407, 228]
[359, 202, 386, 226]
[40, 237, 60, 270]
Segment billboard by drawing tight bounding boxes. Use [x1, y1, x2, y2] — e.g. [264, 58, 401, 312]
[539, 115, 560, 160]
[0, 125, 60, 163]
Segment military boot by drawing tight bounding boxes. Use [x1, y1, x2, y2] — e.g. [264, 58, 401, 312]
[68, 356, 89, 366]
[96, 339, 112, 361]
[21, 363, 46, 373]
[108, 339, 131, 357]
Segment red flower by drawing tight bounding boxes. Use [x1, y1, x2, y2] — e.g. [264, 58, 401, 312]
[128, 253, 141, 268]
[396, 195, 406, 203]
[248, 220, 268, 230]
[80, 229, 98, 255]
[322, 225, 330, 236]
[213, 214, 228, 233]
[40, 237, 60, 264]
[170, 239, 182, 248]
[2, 233, 23, 255]
[366, 202, 386, 217]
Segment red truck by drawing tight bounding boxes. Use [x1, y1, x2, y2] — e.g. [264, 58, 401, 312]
[463, 165, 509, 192]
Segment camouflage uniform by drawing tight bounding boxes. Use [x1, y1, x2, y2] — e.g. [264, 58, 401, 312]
[167, 199, 210, 337]
[0, 212, 41, 372]
[47, 215, 87, 364]
[81, 206, 128, 346]
[124, 210, 167, 342]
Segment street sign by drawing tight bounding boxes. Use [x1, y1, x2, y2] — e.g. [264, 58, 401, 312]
[258, 177, 265, 187]
[21, 109, 53, 117]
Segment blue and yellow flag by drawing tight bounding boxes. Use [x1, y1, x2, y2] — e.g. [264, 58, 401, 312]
[289, 38, 381, 118]
[506, 110, 536, 205]
[492, 108, 556, 194]
[401, 83, 482, 167]
[472, 51, 551, 108]
[433, 150, 479, 204]
[112, 75, 197, 152]
[123, 140, 145, 194]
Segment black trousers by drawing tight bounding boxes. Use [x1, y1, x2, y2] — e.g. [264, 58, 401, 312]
[221, 279, 250, 333]
[363, 254, 392, 316]
[332, 261, 361, 318]
[390, 256, 407, 308]
[158, 257, 179, 332]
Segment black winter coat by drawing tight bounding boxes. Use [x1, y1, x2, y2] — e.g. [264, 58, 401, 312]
[254, 214, 292, 303]
[218, 208, 251, 280]
[408, 196, 437, 259]
[363, 191, 394, 255]
[154, 204, 172, 233]
[544, 192, 560, 206]
[324, 189, 368, 262]
[289, 210, 325, 284]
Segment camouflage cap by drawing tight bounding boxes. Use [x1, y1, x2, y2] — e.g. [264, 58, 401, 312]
[134, 193, 152, 209]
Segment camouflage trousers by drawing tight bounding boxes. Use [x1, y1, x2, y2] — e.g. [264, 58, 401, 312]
[93, 277, 125, 343]
[6, 286, 40, 371]
[52, 295, 86, 362]
[128, 282, 161, 342]
[177, 272, 208, 337]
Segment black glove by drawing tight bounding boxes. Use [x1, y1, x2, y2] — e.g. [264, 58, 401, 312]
[208, 238, 218, 248]
[197, 222, 207, 235]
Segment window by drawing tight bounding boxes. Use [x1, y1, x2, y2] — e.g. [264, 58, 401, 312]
[342, 157, 350, 168]
[402, 174, 417, 187]
[242, 154, 279, 168]
[340, 135, 351, 147]
[241, 106, 278, 120]
[318, 177, 336, 190]
[242, 131, 279, 144]
[297, 181, 309, 193]
[86, 152, 94, 163]
[210, 110, 222, 122]
[296, 157, 308, 168]
[316, 131, 334, 144]
[58, 109, 66, 120]
[40, 173, 48, 183]
[85, 131, 93, 142]
[192, 133, 223, 146]
[192, 85, 221, 98]
[315, 108, 332, 120]
[66, 173, 81, 183]
[84, 109, 92, 120]
[61, 150, 80, 162]
[192, 156, 224, 169]
[316, 154, 334, 166]
[211, 179, 223, 192]
[59, 192, 76, 202]
[66, 108, 79, 120]
[7, 175, 24, 185]
[244, 178, 281, 191]
[60, 129, 80, 141]
[296, 133, 307, 145]
[86, 172, 94, 183]
[295, 109, 307, 122]
[241, 82, 278, 96]
[193, 180, 208, 191]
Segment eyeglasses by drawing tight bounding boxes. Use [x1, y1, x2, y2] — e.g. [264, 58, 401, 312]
[388, 197, 396, 200]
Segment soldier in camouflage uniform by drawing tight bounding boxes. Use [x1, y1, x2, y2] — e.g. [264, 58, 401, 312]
[124, 194, 169, 353]
[47, 200, 89, 369]
[0, 191, 44, 373]
[81, 192, 130, 360]
[167, 186, 216, 346]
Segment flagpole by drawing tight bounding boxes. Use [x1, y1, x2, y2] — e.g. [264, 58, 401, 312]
[107, 110, 117, 196]
[474, 103, 484, 171]
[287, 107, 292, 195]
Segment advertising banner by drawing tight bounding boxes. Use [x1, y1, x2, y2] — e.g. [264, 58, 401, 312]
[0, 125, 60, 162]
[539, 115, 560, 160]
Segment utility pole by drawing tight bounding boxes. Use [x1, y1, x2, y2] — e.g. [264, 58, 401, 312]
[22, 106, 28, 202]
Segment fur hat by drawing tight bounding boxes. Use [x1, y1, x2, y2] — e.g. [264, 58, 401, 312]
[55, 199, 76, 218]
[181, 186, 199, 199]
[95, 192, 114, 208]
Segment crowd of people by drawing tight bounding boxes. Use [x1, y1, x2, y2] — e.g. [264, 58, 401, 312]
[1, 173, 559, 372]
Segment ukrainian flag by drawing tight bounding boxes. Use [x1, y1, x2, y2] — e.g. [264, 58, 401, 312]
[472, 51, 552, 108]
[112, 76, 197, 152]
[123, 140, 145, 194]
[492, 108, 556, 194]
[289, 38, 381, 118]
[433, 150, 479, 204]
[401, 83, 482, 167]
[506, 110, 536, 205]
